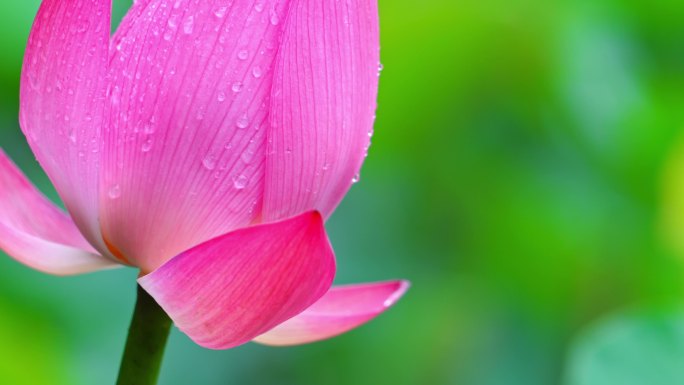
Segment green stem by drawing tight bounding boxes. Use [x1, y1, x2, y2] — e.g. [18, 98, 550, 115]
[116, 285, 172, 385]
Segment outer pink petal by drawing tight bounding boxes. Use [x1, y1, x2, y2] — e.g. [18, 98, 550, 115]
[253, 280, 409, 346]
[0, 150, 117, 275]
[263, 0, 380, 221]
[101, 0, 293, 272]
[19, 0, 111, 251]
[138, 211, 335, 349]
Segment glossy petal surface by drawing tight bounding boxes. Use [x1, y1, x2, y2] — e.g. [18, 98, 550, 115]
[19, 0, 111, 249]
[263, 0, 380, 221]
[0, 150, 116, 275]
[254, 280, 409, 346]
[100, 0, 292, 272]
[139, 211, 335, 349]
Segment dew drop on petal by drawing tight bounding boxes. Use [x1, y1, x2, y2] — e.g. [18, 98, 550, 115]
[168, 15, 178, 28]
[237, 50, 249, 60]
[269, 9, 280, 25]
[183, 16, 194, 34]
[252, 66, 262, 78]
[202, 155, 217, 170]
[214, 6, 227, 18]
[231, 82, 243, 93]
[108, 184, 122, 199]
[236, 114, 249, 129]
[142, 138, 153, 152]
[233, 175, 248, 190]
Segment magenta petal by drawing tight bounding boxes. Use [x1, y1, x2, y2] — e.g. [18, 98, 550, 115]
[19, 0, 111, 248]
[138, 211, 336, 349]
[101, 0, 292, 272]
[263, 0, 380, 221]
[0, 150, 117, 275]
[253, 280, 409, 346]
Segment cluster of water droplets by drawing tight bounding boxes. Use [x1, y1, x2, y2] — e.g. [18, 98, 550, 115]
[104, 1, 295, 200]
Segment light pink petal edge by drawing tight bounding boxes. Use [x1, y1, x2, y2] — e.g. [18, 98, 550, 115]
[139, 211, 336, 349]
[0, 150, 117, 275]
[263, 0, 380, 221]
[253, 280, 409, 346]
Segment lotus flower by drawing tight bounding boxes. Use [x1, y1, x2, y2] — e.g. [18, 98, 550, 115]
[0, 0, 408, 350]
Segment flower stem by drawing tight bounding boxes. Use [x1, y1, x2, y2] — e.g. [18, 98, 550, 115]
[116, 284, 172, 385]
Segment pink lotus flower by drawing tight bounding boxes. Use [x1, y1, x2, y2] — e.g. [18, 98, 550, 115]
[0, 0, 408, 350]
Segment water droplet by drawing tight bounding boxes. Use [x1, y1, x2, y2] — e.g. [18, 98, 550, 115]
[237, 50, 249, 60]
[231, 82, 243, 93]
[252, 66, 262, 78]
[28, 73, 40, 91]
[108, 184, 122, 199]
[233, 175, 248, 190]
[236, 114, 249, 128]
[183, 16, 194, 34]
[217, 91, 227, 102]
[352, 173, 361, 184]
[269, 9, 280, 25]
[377, 62, 384, 77]
[168, 15, 179, 28]
[214, 6, 228, 18]
[254, 2, 264, 12]
[202, 155, 217, 170]
[241, 149, 255, 163]
[143, 121, 155, 134]
[142, 138, 153, 152]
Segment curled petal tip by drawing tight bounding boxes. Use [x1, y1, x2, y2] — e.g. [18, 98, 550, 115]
[254, 279, 410, 347]
[383, 280, 411, 308]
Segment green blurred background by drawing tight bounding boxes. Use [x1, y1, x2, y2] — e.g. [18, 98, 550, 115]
[3, 1, 684, 384]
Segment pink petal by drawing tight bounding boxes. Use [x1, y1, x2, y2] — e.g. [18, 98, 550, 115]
[253, 280, 409, 346]
[138, 211, 336, 350]
[263, 0, 380, 221]
[101, 0, 293, 272]
[0, 150, 117, 275]
[19, 0, 111, 249]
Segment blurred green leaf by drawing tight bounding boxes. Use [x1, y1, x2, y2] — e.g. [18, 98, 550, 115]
[566, 307, 684, 385]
